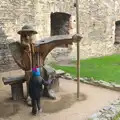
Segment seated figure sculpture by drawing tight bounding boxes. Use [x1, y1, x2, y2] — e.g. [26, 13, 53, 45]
[9, 25, 82, 105]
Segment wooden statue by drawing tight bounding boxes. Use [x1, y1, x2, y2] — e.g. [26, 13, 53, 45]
[9, 25, 82, 103]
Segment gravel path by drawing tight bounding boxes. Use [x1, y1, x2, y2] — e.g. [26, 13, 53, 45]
[0, 70, 120, 120]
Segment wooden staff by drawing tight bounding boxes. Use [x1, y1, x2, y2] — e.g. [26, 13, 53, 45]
[76, 0, 80, 99]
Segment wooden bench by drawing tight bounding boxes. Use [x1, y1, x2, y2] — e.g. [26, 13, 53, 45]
[2, 75, 25, 101]
[2, 68, 65, 100]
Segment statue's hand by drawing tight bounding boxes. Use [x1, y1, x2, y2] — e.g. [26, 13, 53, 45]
[72, 34, 82, 42]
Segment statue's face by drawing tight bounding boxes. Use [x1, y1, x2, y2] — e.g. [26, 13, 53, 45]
[20, 32, 35, 44]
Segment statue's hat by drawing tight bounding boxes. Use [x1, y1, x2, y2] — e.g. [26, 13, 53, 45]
[17, 25, 37, 34]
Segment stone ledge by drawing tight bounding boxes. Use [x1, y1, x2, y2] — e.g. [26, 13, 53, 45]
[88, 98, 120, 120]
[57, 69, 120, 91]
[76, 77, 120, 91]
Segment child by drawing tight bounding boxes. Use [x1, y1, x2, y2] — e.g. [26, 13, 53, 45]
[29, 67, 43, 115]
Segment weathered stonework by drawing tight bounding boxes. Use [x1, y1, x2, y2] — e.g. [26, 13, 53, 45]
[89, 98, 120, 120]
[1, 0, 120, 71]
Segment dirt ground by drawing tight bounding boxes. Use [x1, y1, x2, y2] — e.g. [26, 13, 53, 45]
[0, 70, 120, 120]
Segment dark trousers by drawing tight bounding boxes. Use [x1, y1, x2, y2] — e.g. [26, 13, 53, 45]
[32, 98, 40, 114]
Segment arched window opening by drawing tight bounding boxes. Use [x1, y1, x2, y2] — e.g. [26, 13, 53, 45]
[50, 12, 72, 47]
[115, 21, 120, 44]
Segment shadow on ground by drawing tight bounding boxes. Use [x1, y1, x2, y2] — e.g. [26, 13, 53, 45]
[41, 93, 86, 113]
[0, 102, 20, 118]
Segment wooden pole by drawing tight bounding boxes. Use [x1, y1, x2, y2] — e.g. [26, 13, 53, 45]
[76, 0, 80, 99]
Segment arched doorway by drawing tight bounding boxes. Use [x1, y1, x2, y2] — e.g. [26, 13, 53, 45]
[50, 12, 72, 47]
[115, 21, 120, 44]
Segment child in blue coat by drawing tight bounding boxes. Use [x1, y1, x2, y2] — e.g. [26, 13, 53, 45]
[29, 67, 43, 115]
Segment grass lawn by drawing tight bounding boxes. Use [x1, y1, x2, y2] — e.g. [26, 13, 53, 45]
[52, 54, 120, 84]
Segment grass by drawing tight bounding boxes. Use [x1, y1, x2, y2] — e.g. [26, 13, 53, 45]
[113, 113, 120, 120]
[51, 54, 120, 84]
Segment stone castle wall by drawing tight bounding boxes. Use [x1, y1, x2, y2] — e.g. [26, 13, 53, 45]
[1, 0, 120, 71]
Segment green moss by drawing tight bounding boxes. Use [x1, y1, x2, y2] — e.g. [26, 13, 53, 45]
[113, 113, 120, 120]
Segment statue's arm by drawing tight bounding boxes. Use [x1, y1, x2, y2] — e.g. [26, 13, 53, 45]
[37, 34, 82, 60]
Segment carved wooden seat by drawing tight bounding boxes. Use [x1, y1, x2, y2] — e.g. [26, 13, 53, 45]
[2, 75, 25, 100]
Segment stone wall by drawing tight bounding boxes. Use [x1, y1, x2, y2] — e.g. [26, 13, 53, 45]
[55, 0, 120, 60]
[35, 0, 120, 61]
[0, 0, 37, 72]
[1, 0, 120, 71]
[0, 27, 19, 72]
